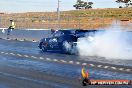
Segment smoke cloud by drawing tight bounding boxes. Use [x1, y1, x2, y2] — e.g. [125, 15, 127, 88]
[77, 23, 132, 59]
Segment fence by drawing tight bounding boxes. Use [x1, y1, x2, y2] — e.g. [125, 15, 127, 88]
[0, 29, 51, 42]
[0, 12, 132, 30]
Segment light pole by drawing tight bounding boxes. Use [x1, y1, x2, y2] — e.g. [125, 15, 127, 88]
[57, 0, 60, 29]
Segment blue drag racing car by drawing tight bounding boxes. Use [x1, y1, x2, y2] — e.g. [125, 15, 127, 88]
[38, 29, 97, 54]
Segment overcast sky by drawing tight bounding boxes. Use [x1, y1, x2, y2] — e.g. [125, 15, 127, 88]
[0, 0, 118, 13]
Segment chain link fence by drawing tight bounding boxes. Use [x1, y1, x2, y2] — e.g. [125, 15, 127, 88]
[0, 12, 132, 30]
[0, 12, 132, 42]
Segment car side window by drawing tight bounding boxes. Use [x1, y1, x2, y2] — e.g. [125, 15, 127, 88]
[54, 31, 64, 37]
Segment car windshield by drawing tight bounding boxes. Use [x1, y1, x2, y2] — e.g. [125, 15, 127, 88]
[62, 30, 75, 35]
[54, 31, 64, 37]
[50, 30, 75, 37]
[49, 30, 64, 37]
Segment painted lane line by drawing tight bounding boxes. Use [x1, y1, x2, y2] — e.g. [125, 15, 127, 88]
[10, 53, 15, 56]
[97, 65, 102, 68]
[82, 63, 87, 66]
[32, 41, 37, 42]
[39, 57, 44, 59]
[1, 52, 5, 54]
[24, 55, 29, 58]
[119, 68, 124, 71]
[125, 69, 131, 72]
[104, 66, 109, 69]
[5, 53, 9, 55]
[76, 62, 80, 65]
[53, 59, 58, 62]
[10, 53, 13, 54]
[19, 40, 24, 41]
[6, 39, 11, 40]
[31, 56, 37, 59]
[17, 54, 22, 57]
[69, 61, 74, 64]
[1, 51, 131, 73]
[111, 67, 117, 70]
[89, 64, 95, 67]
[60, 60, 67, 63]
[46, 58, 51, 61]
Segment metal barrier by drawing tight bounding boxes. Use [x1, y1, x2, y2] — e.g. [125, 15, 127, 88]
[0, 11, 132, 30]
[0, 28, 132, 43]
[0, 29, 51, 42]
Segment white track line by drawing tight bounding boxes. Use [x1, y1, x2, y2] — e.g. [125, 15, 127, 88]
[111, 67, 117, 70]
[82, 63, 87, 66]
[60, 60, 67, 63]
[89, 64, 95, 67]
[24, 55, 29, 58]
[1, 51, 132, 73]
[69, 61, 74, 64]
[10, 53, 15, 56]
[76, 62, 80, 65]
[31, 56, 37, 59]
[4, 53, 9, 55]
[17, 54, 22, 57]
[97, 65, 102, 68]
[125, 69, 131, 72]
[119, 68, 124, 71]
[32, 41, 37, 42]
[46, 58, 51, 61]
[39, 57, 44, 60]
[104, 66, 109, 69]
[19, 40, 24, 41]
[6, 39, 11, 40]
[53, 59, 58, 62]
[10, 53, 13, 54]
[1, 52, 5, 54]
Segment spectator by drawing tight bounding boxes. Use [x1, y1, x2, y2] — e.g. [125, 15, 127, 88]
[7, 20, 15, 35]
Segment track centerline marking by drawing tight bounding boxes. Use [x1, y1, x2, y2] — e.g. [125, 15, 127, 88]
[0, 51, 131, 73]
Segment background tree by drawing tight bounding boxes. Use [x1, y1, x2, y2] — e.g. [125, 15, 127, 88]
[73, 0, 93, 9]
[116, 0, 132, 8]
[86, 2, 93, 9]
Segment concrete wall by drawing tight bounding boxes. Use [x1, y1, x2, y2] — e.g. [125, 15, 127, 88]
[0, 29, 51, 42]
[1, 29, 132, 44]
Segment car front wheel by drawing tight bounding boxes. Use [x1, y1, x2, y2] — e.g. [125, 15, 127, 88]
[41, 42, 48, 52]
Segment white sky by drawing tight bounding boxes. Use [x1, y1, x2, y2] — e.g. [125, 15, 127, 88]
[0, 0, 119, 13]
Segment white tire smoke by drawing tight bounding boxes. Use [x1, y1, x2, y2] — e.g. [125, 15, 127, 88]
[77, 30, 132, 59]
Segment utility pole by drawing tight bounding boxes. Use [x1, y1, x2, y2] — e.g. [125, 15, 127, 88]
[57, 0, 60, 29]
[0, 17, 2, 27]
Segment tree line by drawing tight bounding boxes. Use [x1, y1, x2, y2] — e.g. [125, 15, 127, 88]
[73, 0, 132, 9]
[116, 0, 132, 8]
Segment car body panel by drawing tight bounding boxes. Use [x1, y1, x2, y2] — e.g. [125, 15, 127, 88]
[38, 29, 100, 53]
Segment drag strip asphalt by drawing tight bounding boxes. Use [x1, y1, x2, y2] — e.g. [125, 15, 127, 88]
[0, 50, 132, 74]
[0, 39, 132, 88]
